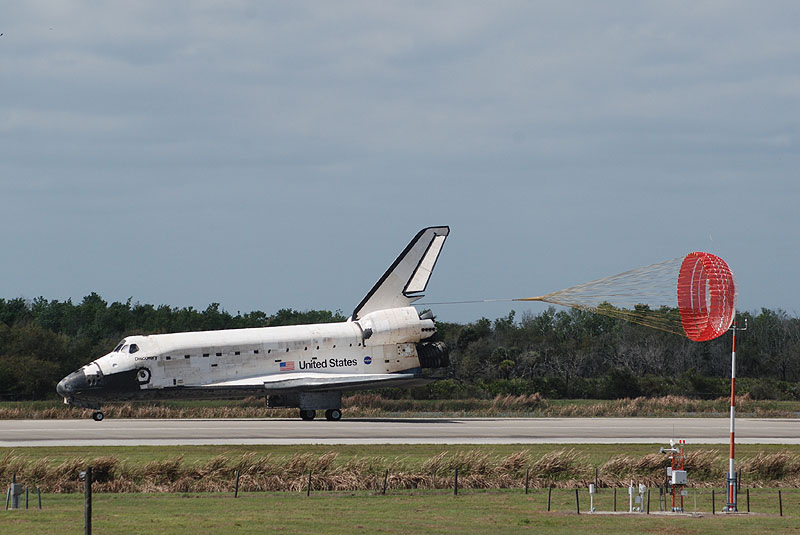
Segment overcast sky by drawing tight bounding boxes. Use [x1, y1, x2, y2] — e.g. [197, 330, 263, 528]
[2, 1, 799, 323]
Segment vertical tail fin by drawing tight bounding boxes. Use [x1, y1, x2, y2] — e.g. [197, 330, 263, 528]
[351, 226, 449, 320]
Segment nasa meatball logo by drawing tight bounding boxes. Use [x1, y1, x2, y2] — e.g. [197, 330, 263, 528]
[364, 356, 372, 365]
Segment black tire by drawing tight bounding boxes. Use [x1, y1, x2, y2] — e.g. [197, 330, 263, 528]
[92, 411, 104, 422]
[136, 367, 151, 384]
[325, 409, 342, 421]
[300, 409, 316, 421]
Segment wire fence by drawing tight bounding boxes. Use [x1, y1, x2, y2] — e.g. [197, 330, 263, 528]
[4, 466, 799, 517]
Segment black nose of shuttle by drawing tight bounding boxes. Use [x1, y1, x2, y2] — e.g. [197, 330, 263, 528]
[56, 370, 88, 398]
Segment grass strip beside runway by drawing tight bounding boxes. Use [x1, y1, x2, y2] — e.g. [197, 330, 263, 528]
[4, 444, 800, 493]
[5, 443, 800, 466]
[2, 395, 799, 419]
[2, 490, 800, 535]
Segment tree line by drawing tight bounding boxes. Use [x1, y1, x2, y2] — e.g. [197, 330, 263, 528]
[432, 307, 800, 401]
[1, 293, 798, 401]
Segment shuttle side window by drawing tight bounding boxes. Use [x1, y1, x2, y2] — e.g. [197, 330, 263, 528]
[121, 345, 129, 353]
[129, 344, 139, 354]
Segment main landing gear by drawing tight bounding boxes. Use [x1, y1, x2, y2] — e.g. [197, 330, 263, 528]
[91, 411, 105, 422]
[298, 409, 342, 421]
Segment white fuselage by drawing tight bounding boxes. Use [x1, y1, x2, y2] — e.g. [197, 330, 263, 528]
[68, 307, 434, 401]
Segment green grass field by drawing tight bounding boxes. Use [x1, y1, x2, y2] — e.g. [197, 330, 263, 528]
[4, 444, 800, 533]
[2, 490, 800, 535]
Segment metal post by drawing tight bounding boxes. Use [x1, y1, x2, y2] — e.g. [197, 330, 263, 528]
[25, 487, 28, 509]
[779, 490, 783, 517]
[4, 487, 10, 511]
[575, 488, 580, 515]
[84, 466, 92, 535]
[646, 489, 650, 514]
[306, 470, 312, 497]
[525, 468, 530, 495]
[547, 487, 552, 512]
[746, 488, 750, 513]
[613, 487, 616, 512]
[726, 319, 746, 512]
[454, 468, 458, 496]
[382, 469, 388, 495]
[10, 473, 18, 510]
[712, 489, 715, 515]
[728, 322, 737, 511]
[234, 470, 240, 498]
[595, 468, 598, 491]
[38, 487, 42, 510]
[628, 482, 633, 513]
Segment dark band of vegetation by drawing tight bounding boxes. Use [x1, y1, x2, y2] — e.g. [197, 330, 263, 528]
[1, 293, 798, 401]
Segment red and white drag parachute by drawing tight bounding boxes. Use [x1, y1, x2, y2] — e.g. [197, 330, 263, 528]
[676, 252, 736, 341]
[516, 252, 736, 342]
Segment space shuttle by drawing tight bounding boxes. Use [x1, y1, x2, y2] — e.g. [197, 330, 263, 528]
[56, 226, 451, 421]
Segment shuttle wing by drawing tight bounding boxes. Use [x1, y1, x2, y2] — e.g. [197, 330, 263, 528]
[202, 372, 428, 392]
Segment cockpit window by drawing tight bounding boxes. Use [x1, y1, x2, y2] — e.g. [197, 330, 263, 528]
[129, 344, 139, 354]
[121, 344, 129, 353]
[113, 341, 126, 352]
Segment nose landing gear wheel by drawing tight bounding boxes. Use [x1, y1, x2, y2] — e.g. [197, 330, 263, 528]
[299, 409, 316, 421]
[91, 411, 104, 422]
[325, 409, 342, 421]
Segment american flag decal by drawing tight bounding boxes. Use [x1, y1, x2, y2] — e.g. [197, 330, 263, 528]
[279, 361, 295, 371]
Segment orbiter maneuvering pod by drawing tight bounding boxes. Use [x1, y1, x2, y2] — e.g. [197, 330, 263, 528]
[56, 227, 451, 421]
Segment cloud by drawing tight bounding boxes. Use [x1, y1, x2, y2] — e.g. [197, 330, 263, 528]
[1, 2, 799, 319]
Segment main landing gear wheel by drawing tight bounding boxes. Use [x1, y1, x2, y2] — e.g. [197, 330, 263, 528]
[325, 409, 342, 421]
[91, 411, 104, 422]
[299, 409, 316, 421]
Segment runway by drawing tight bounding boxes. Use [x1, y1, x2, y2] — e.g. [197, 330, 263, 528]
[1, 417, 798, 446]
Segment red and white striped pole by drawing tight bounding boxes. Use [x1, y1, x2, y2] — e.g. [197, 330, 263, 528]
[726, 319, 737, 511]
[726, 317, 746, 513]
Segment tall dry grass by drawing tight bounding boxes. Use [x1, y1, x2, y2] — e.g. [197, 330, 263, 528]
[3, 448, 800, 494]
[544, 393, 777, 418]
[1, 393, 794, 419]
[740, 451, 800, 486]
